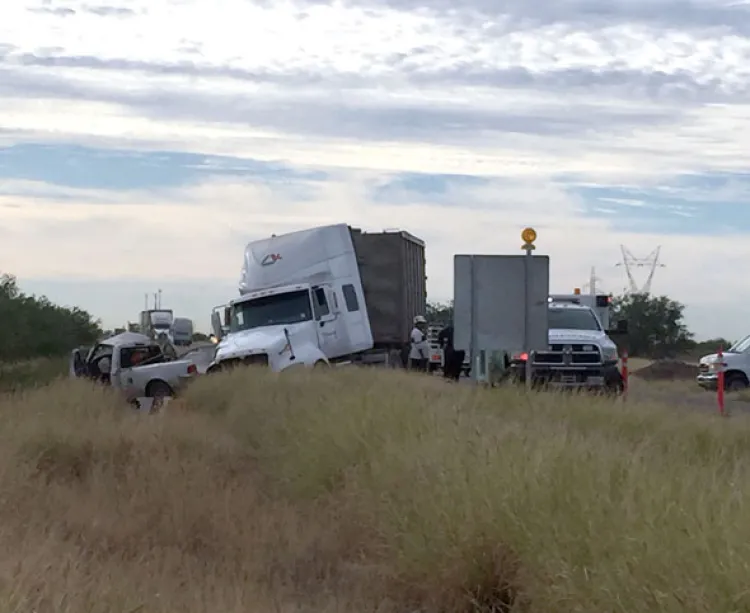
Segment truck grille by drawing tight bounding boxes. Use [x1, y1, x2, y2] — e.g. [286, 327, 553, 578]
[533, 344, 601, 365]
[242, 353, 269, 367]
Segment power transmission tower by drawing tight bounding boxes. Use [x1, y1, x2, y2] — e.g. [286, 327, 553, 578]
[582, 266, 604, 295]
[615, 245, 665, 294]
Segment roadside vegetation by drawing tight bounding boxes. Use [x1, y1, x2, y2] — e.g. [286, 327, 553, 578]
[0, 273, 101, 362]
[0, 366, 747, 612]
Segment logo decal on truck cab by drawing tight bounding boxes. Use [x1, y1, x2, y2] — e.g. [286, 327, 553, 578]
[261, 253, 282, 266]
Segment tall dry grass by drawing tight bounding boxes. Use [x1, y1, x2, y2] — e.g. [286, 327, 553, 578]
[0, 366, 748, 612]
[0, 356, 68, 392]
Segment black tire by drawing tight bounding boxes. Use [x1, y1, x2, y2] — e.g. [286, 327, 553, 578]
[145, 380, 173, 412]
[725, 372, 749, 392]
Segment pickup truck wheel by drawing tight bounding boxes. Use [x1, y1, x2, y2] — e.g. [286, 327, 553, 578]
[725, 372, 749, 391]
[146, 380, 173, 412]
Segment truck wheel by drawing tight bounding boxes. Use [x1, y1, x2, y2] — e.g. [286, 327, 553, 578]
[725, 372, 749, 391]
[146, 380, 173, 412]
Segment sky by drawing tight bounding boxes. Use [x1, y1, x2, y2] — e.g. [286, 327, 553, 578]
[1, 0, 750, 340]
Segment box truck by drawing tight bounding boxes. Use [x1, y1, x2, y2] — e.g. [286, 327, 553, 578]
[208, 223, 426, 373]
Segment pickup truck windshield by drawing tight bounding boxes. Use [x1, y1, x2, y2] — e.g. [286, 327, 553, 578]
[730, 334, 750, 353]
[548, 308, 602, 331]
[231, 290, 313, 332]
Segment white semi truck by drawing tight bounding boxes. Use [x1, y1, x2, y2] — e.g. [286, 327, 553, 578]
[208, 223, 426, 373]
[171, 317, 194, 346]
[139, 309, 174, 343]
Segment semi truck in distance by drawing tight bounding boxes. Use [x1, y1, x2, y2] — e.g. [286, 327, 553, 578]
[171, 317, 194, 346]
[139, 309, 174, 343]
[208, 223, 427, 373]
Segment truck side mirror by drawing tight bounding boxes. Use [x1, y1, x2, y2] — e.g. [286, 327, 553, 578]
[223, 307, 231, 327]
[211, 311, 224, 341]
[616, 319, 628, 334]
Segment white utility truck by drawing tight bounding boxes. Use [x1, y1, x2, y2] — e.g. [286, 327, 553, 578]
[510, 297, 626, 393]
[208, 224, 426, 373]
[697, 334, 750, 391]
[549, 290, 613, 329]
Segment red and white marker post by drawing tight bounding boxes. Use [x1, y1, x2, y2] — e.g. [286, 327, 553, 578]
[621, 350, 629, 401]
[717, 345, 726, 417]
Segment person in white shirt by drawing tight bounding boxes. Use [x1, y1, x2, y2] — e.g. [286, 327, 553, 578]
[409, 315, 430, 372]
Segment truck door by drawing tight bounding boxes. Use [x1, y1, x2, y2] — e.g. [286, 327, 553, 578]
[115, 346, 149, 401]
[312, 285, 349, 359]
[69, 348, 87, 378]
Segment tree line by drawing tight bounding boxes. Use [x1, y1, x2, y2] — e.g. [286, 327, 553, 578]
[0, 273, 101, 362]
[427, 293, 733, 359]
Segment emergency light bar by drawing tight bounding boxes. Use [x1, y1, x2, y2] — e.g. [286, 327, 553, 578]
[548, 293, 613, 307]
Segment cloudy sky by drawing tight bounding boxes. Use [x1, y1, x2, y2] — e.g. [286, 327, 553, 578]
[1, 0, 749, 340]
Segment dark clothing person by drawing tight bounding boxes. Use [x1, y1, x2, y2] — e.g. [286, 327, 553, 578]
[437, 325, 454, 351]
[438, 325, 465, 381]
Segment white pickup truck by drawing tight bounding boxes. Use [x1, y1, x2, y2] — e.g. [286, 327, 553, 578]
[697, 334, 750, 391]
[510, 301, 626, 393]
[70, 332, 199, 408]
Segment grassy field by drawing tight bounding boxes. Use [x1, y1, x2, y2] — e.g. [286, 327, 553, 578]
[0, 365, 748, 611]
[0, 356, 68, 393]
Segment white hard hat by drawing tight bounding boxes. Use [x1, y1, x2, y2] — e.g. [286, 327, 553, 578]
[414, 315, 427, 324]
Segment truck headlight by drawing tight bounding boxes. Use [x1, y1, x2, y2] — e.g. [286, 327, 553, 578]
[601, 346, 618, 362]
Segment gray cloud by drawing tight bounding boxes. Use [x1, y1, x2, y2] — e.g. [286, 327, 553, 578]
[0, 64, 682, 146]
[81, 5, 136, 16]
[2, 50, 745, 106]
[26, 3, 136, 17]
[28, 6, 76, 16]
[295, 0, 750, 37]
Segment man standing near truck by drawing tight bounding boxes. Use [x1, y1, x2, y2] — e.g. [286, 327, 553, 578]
[409, 315, 430, 371]
[438, 323, 465, 381]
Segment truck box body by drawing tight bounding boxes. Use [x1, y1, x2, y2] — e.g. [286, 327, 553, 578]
[350, 228, 426, 346]
[237, 223, 426, 347]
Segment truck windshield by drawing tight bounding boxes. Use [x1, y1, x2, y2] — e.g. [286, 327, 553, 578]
[548, 308, 602, 331]
[730, 335, 750, 353]
[231, 290, 313, 332]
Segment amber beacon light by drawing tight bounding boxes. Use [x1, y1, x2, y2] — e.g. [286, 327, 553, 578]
[521, 227, 537, 246]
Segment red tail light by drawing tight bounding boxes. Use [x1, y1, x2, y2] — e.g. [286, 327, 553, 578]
[187, 363, 197, 375]
[513, 352, 528, 361]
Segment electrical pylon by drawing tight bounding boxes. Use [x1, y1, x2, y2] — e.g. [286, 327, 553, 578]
[615, 245, 665, 294]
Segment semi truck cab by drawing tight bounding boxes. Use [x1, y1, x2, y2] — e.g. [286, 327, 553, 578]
[210, 283, 341, 372]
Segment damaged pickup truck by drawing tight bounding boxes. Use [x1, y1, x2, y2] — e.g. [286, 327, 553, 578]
[70, 331, 199, 409]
